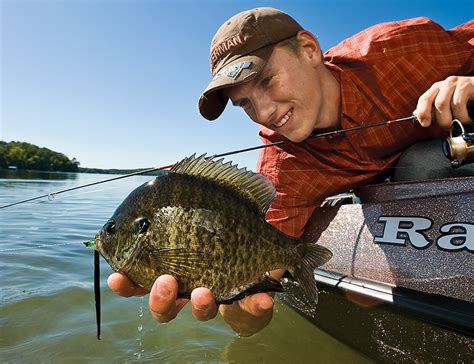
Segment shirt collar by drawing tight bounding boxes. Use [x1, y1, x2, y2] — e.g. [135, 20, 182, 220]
[324, 60, 369, 128]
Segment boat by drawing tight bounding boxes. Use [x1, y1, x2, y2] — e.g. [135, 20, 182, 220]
[283, 176, 473, 363]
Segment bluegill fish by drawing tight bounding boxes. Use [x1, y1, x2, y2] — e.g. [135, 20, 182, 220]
[95, 154, 332, 307]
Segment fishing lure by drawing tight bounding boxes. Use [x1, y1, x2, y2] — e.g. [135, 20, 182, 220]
[83, 240, 101, 340]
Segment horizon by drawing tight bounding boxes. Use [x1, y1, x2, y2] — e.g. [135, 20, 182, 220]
[1, 0, 473, 170]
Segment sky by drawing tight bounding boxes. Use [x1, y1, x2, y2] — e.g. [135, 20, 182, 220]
[1, 0, 473, 170]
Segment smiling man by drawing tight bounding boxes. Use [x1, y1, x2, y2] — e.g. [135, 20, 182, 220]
[109, 7, 473, 337]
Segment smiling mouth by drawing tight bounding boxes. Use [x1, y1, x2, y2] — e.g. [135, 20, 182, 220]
[274, 109, 293, 128]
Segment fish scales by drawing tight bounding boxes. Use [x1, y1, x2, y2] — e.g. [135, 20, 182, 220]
[133, 173, 294, 297]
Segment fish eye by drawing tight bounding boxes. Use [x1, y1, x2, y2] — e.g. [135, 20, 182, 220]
[136, 218, 150, 234]
[104, 220, 116, 235]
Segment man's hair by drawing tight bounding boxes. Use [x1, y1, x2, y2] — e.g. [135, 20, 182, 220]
[276, 36, 301, 55]
[276, 35, 324, 57]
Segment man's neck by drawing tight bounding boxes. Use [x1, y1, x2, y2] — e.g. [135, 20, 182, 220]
[318, 67, 342, 131]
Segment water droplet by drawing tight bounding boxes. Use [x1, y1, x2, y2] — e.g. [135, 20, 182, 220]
[133, 295, 145, 361]
[47, 194, 55, 201]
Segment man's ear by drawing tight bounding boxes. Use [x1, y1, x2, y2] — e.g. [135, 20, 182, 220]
[296, 30, 322, 65]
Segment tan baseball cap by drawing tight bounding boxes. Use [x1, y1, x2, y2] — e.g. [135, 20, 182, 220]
[198, 7, 303, 120]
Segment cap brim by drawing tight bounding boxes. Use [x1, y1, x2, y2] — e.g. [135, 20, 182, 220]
[198, 45, 274, 120]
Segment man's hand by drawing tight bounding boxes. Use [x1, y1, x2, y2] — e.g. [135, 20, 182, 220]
[107, 273, 274, 336]
[415, 75, 473, 128]
[219, 293, 274, 337]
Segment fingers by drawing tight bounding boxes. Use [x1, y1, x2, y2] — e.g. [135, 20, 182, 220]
[108, 272, 275, 335]
[149, 275, 188, 323]
[190, 288, 218, 321]
[108, 273, 217, 323]
[415, 83, 438, 127]
[452, 77, 474, 123]
[415, 76, 474, 128]
[432, 78, 455, 127]
[238, 292, 274, 316]
[107, 272, 148, 297]
[219, 293, 274, 337]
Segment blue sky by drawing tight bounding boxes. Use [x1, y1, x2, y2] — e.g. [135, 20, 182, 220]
[1, 0, 473, 170]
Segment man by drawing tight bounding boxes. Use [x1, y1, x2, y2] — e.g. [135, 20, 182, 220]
[108, 8, 473, 337]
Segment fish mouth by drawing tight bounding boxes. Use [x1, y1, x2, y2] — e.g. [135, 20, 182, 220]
[94, 232, 102, 252]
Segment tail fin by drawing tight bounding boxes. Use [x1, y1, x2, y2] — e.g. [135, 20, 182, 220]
[289, 243, 332, 304]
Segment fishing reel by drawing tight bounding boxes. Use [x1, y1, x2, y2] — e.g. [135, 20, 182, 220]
[443, 119, 474, 167]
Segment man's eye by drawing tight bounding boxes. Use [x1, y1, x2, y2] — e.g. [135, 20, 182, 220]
[239, 99, 250, 109]
[260, 76, 272, 88]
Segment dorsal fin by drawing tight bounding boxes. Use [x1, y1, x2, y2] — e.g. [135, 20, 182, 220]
[171, 154, 276, 216]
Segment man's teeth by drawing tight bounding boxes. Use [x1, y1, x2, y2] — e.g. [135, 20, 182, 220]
[275, 110, 292, 128]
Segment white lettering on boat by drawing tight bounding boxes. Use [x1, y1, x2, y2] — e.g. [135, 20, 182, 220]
[374, 216, 473, 252]
[437, 223, 473, 251]
[375, 216, 432, 248]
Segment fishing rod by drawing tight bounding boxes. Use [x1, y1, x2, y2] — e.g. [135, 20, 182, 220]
[0, 115, 416, 252]
[0, 111, 460, 210]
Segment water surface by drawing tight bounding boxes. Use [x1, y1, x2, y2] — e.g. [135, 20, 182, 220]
[0, 170, 372, 363]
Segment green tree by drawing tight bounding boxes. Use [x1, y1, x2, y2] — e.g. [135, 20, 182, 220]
[0, 141, 80, 172]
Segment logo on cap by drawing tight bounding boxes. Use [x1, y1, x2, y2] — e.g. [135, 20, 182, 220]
[212, 61, 252, 81]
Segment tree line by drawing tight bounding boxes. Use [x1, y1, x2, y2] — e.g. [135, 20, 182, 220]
[0, 141, 80, 172]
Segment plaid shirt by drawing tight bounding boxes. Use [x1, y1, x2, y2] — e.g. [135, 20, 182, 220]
[257, 17, 473, 238]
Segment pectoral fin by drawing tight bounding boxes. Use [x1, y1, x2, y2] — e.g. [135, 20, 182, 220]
[148, 247, 207, 280]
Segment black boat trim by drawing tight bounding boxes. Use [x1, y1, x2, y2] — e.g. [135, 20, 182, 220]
[315, 269, 474, 337]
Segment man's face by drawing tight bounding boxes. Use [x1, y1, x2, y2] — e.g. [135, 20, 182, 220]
[223, 42, 329, 142]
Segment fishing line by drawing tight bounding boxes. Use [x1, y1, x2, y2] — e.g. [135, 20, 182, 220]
[0, 114, 417, 209]
[0, 241, 83, 253]
[62, 186, 120, 197]
[0, 164, 175, 209]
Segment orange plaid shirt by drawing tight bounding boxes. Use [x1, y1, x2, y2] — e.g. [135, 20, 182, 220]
[257, 17, 474, 238]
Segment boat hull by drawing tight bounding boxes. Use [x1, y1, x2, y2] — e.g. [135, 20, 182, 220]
[284, 176, 474, 362]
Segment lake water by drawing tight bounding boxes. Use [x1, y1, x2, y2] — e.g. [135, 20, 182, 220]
[0, 170, 372, 363]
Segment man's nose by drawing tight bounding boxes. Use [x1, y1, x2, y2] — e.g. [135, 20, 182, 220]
[252, 93, 276, 126]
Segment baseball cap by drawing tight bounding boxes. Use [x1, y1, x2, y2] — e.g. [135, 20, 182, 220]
[198, 7, 303, 120]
